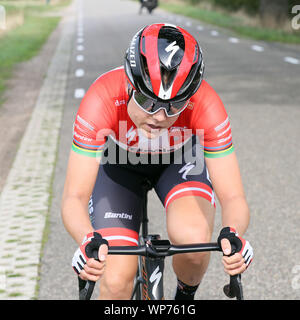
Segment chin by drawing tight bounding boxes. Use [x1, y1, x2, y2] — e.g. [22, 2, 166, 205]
[140, 127, 162, 139]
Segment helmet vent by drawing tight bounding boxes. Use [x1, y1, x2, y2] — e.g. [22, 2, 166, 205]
[141, 54, 153, 92]
[160, 65, 177, 92]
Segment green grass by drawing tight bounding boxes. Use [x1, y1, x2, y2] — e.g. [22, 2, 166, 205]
[0, 0, 71, 106]
[160, 1, 300, 44]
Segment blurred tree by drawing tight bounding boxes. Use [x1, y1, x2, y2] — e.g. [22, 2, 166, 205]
[259, 0, 288, 27]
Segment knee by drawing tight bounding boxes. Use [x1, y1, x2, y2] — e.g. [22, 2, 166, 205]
[100, 272, 135, 299]
[173, 231, 213, 267]
[171, 224, 213, 247]
[184, 250, 211, 268]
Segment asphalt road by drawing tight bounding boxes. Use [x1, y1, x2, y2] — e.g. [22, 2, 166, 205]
[38, 0, 300, 300]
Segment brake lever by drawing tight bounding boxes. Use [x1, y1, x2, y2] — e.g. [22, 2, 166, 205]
[78, 249, 98, 300]
[78, 277, 96, 300]
[221, 243, 244, 300]
[223, 274, 244, 300]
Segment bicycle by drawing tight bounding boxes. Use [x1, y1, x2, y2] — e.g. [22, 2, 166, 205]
[78, 179, 244, 300]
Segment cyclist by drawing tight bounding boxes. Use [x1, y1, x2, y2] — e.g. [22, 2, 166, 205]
[139, 0, 158, 15]
[62, 23, 253, 300]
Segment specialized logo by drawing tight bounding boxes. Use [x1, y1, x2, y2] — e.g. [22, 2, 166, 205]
[206, 168, 212, 184]
[88, 197, 93, 214]
[165, 41, 179, 68]
[126, 126, 137, 144]
[179, 162, 195, 180]
[149, 266, 162, 297]
[129, 32, 139, 67]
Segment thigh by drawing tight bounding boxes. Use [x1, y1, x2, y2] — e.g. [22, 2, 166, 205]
[89, 161, 146, 247]
[155, 137, 216, 244]
[166, 196, 215, 245]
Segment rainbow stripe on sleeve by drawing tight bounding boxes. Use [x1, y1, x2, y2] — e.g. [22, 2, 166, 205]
[204, 141, 234, 158]
[72, 138, 105, 157]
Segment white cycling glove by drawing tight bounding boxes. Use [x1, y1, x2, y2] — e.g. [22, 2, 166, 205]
[72, 231, 108, 275]
[217, 227, 253, 268]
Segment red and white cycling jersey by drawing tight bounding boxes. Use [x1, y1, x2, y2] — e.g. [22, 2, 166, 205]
[72, 67, 234, 158]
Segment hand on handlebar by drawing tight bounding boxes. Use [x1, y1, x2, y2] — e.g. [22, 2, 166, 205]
[72, 231, 108, 282]
[217, 227, 253, 276]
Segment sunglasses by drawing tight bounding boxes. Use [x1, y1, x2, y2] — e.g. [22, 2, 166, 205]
[132, 90, 189, 117]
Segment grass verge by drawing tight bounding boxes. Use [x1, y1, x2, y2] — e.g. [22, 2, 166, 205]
[0, 0, 71, 107]
[159, 0, 300, 44]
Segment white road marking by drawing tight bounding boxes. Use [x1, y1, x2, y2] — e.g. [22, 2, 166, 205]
[228, 37, 239, 43]
[251, 45, 264, 52]
[211, 30, 219, 36]
[77, 45, 84, 51]
[76, 54, 84, 62]
[75, 69, 85, 77]
[74, 88, 85, 98]
[284, 56, 300, 65]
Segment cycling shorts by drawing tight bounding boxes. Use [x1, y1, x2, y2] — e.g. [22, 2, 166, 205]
[89, 135, 215, 247]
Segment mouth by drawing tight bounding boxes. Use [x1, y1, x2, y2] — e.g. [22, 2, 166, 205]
[146, 123, 162, 130]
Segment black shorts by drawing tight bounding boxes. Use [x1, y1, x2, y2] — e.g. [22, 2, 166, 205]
[89, 136, 215, 246]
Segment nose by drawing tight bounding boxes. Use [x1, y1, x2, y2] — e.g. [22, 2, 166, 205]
[152, 109, 167, 122]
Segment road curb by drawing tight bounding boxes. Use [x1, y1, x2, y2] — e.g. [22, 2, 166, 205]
[0, 5, 74, 300]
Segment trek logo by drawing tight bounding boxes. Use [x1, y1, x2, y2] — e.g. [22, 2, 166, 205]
[165, 41, 179, 68]
[149, 266, 162, 297]
[114, 99, 126, 107]
[179, 162, 195, 180]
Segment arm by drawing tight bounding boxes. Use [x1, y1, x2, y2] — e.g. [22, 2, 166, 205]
[206, 151, 250, 236]
[62, 150, 108, 281]
[62, 74, 116, 280]
[61, 150, 100, 244]
[206, 152, 252, 275]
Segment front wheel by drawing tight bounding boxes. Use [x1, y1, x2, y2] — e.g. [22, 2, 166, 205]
[131, 236, 146, 300]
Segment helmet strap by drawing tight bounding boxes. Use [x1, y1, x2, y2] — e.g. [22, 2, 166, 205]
[126, 81, 134, 105]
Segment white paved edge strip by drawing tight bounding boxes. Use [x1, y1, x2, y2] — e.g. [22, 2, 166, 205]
[0, 9, 73, 299]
